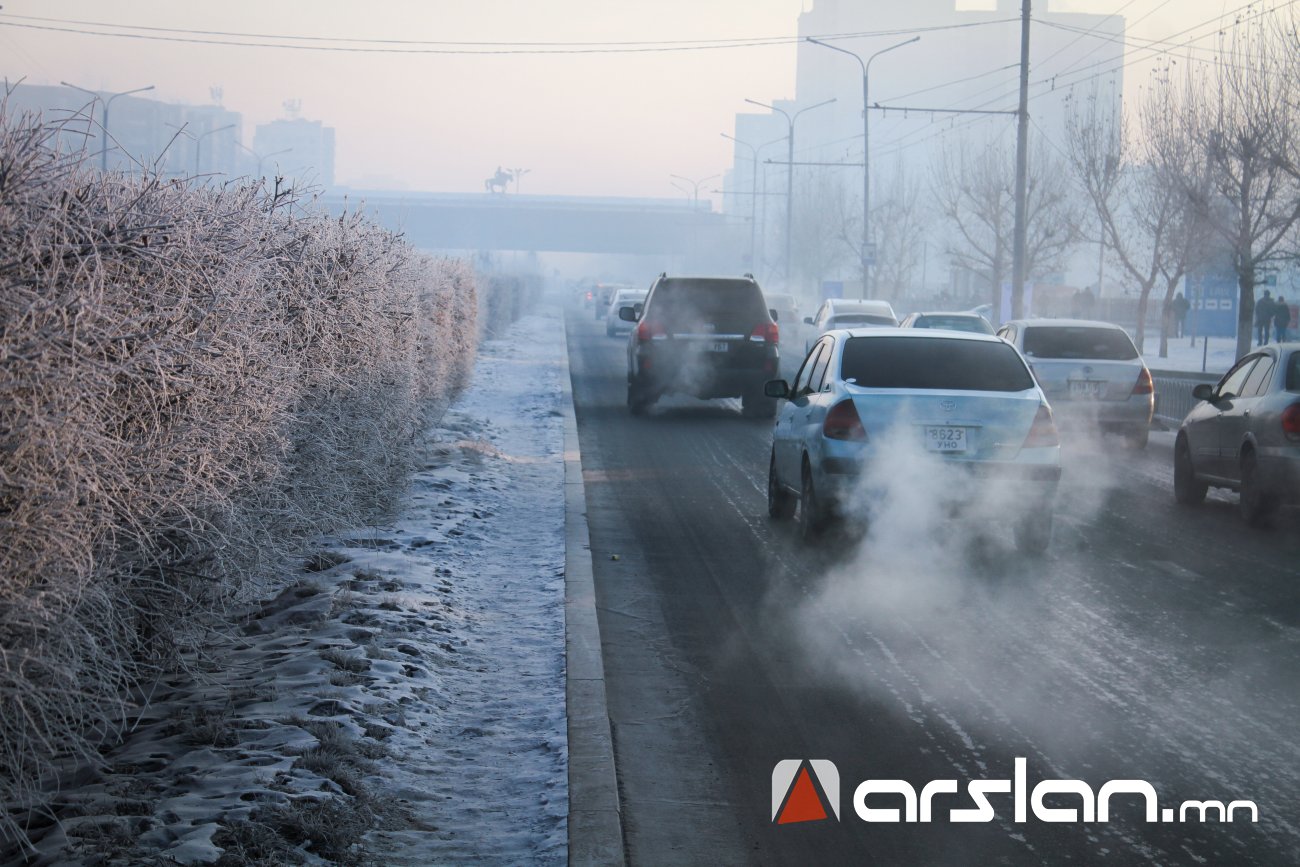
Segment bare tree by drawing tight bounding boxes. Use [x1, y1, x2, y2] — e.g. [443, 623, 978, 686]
[1066, 83, 1210, 354]
[790, 169, 854, 291]
[870, 160, 928, 301]
[1178, 20, 1300, 358]
[933, 136, 1079, 322]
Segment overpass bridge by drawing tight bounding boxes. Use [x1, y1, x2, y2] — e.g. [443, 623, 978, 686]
[320, 190, 745, 261]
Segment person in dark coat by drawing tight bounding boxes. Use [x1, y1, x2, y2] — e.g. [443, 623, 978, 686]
[1171, 292, 1191, 339]
[1274, 295, 1292, 343]
[1256, 290, 1275, 345]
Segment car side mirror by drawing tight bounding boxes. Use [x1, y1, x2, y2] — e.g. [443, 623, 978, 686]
[803, 316, 814, 326]
[764, 379, 791, 400]
[1191, 383, 1215, 402]
[769, 308, 779, 322]
[618, 306, 638, 323]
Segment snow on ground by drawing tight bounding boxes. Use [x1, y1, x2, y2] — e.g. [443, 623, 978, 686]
[1143, 335, 1246, 375]
[27, 307, 568, 866]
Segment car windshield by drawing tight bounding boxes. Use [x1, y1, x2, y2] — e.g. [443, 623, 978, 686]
[1022, 326, 1139, 360]
[841, 337, 1035, 392]
[916, 315, 994, 334]
[648, 280, 768, 332]
[828, 313, 895, 328]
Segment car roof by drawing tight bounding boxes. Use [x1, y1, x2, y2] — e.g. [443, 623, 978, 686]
[827, 327, 1003, 344]
[911, 311, 986, 318]
[828, 298, 893, 309]
[1004, 318, 1127, 330]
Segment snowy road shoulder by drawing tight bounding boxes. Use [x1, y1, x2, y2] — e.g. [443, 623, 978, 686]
[33, 309, 569, 866]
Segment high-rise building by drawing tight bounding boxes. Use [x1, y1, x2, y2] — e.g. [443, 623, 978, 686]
[251, 118, 336, 188]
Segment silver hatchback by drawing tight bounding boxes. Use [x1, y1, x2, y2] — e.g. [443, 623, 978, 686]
[1175, 343, 1300, 525]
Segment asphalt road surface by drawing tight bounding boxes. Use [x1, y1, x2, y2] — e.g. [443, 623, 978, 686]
[568, 305, 1300, 866]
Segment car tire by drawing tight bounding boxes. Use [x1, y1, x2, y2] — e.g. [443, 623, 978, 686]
[798, 462, 827, 542]
[1124, 426, 1149, 450]
[627, 379, 654, 416]
[1013, 511, 1052, 555]
[742, 389, 777, 419]
[1239, 450, 1277, 527]
[768, 452, 796, 520]
[1173, 437, 1208, 506]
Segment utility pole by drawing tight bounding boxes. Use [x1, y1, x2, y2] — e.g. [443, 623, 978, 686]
[61, 81, 155, 172]
[1009, 0, 1032, 322]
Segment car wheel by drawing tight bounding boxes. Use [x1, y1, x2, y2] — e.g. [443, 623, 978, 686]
[627, 379, 654, 416]
[768, 452, 796, 520]
[1124, 426, 1149, 450]
[1173, 437, 1208, 506]
[798, 463, 827, 542]
[1239, 450, 1277, 527]
[1013, 511, 1052, 555]
[742, 389, 777, 419]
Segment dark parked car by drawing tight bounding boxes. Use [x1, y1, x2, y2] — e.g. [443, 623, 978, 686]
[621, 274, 780, 417]
[1175, 343, 1300, 524]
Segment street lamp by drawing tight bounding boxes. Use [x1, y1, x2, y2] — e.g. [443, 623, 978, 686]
[806, 35, 920, 298]
[721, 132, 785, 270]
[510, 167, 531, 194]
[744, 96, 836, 281]
[61, 81, 155, 172]
[668, 173, 720, 207]
[238, 143, 292, 179]
[194, 123, 236, 177]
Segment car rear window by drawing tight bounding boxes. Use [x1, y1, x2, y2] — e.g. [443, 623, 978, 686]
[1286, 351, 1300, 392]
[841, 337, 1035, 392]
[916, 315, 995, 334]
[828, 314, 896, 328]
[1022, 326, 1139, 360]
[648, 279, 769, 331]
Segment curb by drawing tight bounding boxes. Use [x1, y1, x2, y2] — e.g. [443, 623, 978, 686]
[560, 316, 626, 866]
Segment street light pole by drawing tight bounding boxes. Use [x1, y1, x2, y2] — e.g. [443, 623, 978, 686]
[510, 167, 531, 194]
[721, 133, 786, 270]
[238, 143, 293, 179]
[194, 123, 236, 177]
[669, 173, 720, 207]
[744, 97, 836, 283]
[61, 81, 155, 172]
[807, 35, 919, 299]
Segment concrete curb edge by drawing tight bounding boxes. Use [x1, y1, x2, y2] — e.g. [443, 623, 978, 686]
[561, 316, 626, 866]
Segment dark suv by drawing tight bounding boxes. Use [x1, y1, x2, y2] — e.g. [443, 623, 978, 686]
[619, 274, 780, 417]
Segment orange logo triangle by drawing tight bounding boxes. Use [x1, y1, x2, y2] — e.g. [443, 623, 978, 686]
[777, 766, 829, 824]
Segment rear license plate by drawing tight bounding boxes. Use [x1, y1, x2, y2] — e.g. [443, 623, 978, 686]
[709, 342, 730, 352]
[924, 426, 967, 452]
[1068, 380, 1103, 399]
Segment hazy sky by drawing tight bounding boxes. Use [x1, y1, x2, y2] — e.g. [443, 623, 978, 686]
[0, 1, 1252, 197]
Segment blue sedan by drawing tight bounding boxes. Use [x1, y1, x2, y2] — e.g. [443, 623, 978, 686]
[764, 329, 1062, 553]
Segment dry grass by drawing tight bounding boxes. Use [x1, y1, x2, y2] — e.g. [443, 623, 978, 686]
[0, 102, 516, 851]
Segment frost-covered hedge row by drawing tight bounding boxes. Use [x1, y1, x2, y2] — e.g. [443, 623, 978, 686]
[0, 111, 488, 841]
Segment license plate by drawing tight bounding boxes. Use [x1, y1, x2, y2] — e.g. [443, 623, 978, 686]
[709, 341, 730, 352]
[924, 426, 967, 452]
[1068, 380, 1103, 399]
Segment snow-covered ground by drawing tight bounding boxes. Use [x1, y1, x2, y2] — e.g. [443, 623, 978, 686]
[1143, 334, 1247, 375]
[28, 307, 569, 865]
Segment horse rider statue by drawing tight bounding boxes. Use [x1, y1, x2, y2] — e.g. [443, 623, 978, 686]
[484, 166, 513, 194]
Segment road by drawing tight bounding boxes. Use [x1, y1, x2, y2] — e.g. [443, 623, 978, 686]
[567, 305, 1300, 866]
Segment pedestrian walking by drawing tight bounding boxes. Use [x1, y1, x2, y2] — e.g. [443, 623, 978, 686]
[1171, 292, 1191, 339]
[1274, 295, 1292, 343]
[1256, 290, 1275, 345]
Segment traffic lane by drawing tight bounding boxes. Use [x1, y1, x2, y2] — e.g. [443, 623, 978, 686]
[568, 308, 1299, 864]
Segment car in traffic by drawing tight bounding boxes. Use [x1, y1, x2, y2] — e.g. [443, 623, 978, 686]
[605, 288, 648, 336]
[763, 329, 1061, 552]
[803, 298, 898, 354]
[621, 274, 780, 418]
[1174, 342, 1300, 525]
[997, 318, 1154, 448]
[900, 311, 996, 335]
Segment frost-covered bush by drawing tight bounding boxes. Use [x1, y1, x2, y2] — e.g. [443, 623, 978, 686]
[0, 109, 479, 845]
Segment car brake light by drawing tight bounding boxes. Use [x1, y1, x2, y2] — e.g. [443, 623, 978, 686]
[1132, 368, 1154, 395]
[823, 399, 867, 441]
[750, 322, 780, 343]
[586, 291, 593, 300]
[1024, 404, 1060, 448]
[1283, 403, 1300, 440]
[637, 320, 667, 341]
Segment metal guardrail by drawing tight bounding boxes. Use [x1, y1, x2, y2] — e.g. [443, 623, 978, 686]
[1151, 368, 1221, 428]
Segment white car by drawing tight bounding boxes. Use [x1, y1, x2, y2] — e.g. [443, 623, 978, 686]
[997, 319, 1154, 449]
[765, 329, 1061, 552]
[803, 298, 898, 354]
[605, 289, 647, 336]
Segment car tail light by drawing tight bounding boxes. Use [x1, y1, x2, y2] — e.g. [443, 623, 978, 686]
[823, 399, 867, 441]
[1283, 403, 1300, 440]
[1023, 404, 1059, 448]
[1132, 368, 1154, 395]
[750, 322, 780, 343]
[636, 320, 667, 341]
[586, 291, 593, 300]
